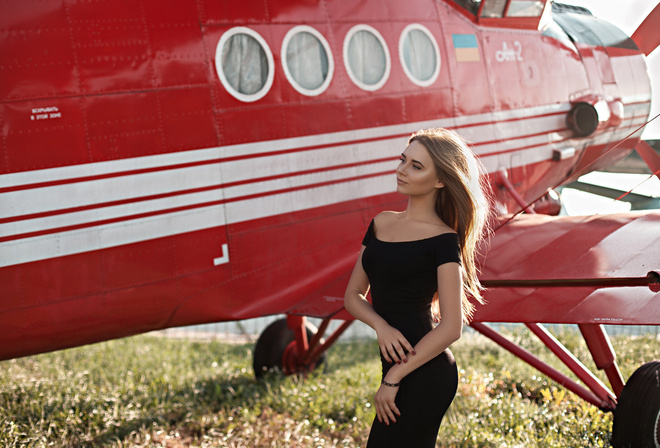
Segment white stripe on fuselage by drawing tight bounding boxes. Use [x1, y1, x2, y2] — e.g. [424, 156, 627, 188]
[1, 102, 574, 189]
[0, 101, 645, 268]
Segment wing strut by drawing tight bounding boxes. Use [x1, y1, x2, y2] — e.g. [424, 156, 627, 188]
[497, 169, 535, 214]
[579, 324, 624, 397]
[481, 271, 660, 289]
[495, 119, 657, 229]
[635, 140, 660, 182]
[470, 322, 617, 410]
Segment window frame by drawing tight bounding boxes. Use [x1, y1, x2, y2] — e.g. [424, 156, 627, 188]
[281, 25, 335, 97]
[398, 24, 441, 87]
[215, 26, 275, 103]
[343, 24, 391, 92]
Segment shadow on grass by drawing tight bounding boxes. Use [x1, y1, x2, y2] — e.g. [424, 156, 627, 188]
[3, 337, 378, 448]
[83, 342, 378, 446]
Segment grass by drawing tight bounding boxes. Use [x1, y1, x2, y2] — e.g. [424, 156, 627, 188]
[1, 327, 659, 447]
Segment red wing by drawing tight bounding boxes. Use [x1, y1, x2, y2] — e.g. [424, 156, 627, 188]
[474, 211, 660, 325]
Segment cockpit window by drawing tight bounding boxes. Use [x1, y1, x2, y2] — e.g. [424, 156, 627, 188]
[399, 24, 441, 87]
[282, 26, 334, 96]
[541, 19, 577, 51]
[454, 0, 545, 19]
[451, 0, 480, 15]
[506, 0, 544, 17]
[480, 0, 506, 18]
[552, 11, 638, 50]
[215, 27, 274, 102]
[344, 25, 391, 91]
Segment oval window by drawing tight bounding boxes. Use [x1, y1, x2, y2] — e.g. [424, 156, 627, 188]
[282, 26, 334, 96]
[215, 27, 274, 102]
[343, 25, 391, 91]
[399, 24, 440, 87]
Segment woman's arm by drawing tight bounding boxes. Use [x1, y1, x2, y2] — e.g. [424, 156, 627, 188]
[373, 262, 463, 424]
[344, 247, 415, 365]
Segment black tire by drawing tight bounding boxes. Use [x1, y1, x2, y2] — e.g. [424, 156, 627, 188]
[612, 360, 660, 448]
[252, 318, 326, 378]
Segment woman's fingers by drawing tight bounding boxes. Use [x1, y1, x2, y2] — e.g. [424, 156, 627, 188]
[383, 340, 413, 364]
[401, 338, 415, 355]
[396, 335, 415, 359]
[375, 388, 401, 425]
[388, 345, 403, 364]
[376, 403, 388, 424]
[376, 401, 394, 424]
[392, 341, 409, 363]
[379, 342, 393, 363]
[376, 324, 415, 364]
[389, 401, 401, 419]
[384, 406, 396, 424]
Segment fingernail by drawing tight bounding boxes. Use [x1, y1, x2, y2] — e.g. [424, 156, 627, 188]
[403, 358, 408, 363]
[412, 351, 416, 355]
[396, 361, 401, 364]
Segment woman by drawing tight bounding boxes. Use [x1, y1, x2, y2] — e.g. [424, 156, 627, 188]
[344, 128, 489, 447]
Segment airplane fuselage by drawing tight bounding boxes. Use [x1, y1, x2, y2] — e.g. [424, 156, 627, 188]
[0, 0, 651, 359]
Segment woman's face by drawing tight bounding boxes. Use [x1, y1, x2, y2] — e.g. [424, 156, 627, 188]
[396, 140, 444, 197]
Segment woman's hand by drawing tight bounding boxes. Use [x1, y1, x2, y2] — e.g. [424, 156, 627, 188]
[375, 322, 414, 364]
[374, 381, 401, 425]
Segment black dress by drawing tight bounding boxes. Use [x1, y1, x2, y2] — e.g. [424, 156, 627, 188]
[361, 219, 460, 448]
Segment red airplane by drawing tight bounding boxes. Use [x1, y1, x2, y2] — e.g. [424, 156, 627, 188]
[2, 0, 659, 445]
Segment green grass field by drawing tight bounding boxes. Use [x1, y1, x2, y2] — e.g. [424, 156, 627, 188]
[1, 327, 658, 447]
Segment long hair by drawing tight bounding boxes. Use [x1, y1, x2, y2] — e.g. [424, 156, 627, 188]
[408, 128, 490, 323]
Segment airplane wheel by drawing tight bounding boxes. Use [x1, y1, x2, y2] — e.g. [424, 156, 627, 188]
[253, 318, 326, 378]
[611, 360, 660, 448]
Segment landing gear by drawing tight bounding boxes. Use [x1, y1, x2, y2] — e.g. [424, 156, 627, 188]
[612, 361, 660, 448]
[252, 316, 353, 378]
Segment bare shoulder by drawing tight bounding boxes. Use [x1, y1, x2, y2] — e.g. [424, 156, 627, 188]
[372, 211, 403, 240]
[429, 220, 456, 236]
[410, 214, 455, 237]
[373, 211, 402, 226]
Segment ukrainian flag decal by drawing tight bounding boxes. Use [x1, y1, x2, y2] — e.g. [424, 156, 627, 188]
[452, 34, 480, 62]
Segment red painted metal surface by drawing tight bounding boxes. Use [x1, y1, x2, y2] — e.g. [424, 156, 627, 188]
[631, 2, 660, 56]
[303, 319, 353, 367]
[636, 140, 660, 181]
[579, 324, 625, 397]
[471, 322, 616, 410]
[475, 212, 660, 324]
[525, 323, 616, 405]
[476, 212, 660, 325]
[0, 0, 656, 367]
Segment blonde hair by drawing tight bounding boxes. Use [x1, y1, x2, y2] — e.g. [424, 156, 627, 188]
[408, 128, 490, 323]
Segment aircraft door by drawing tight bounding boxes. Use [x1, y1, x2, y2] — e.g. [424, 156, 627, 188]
[573, 38, 616, 88]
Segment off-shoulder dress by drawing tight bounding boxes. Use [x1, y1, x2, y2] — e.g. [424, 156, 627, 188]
[361, 219, 460, 447]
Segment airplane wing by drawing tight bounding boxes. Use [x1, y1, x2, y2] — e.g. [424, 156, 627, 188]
[474, 211, 660, 325]
[287, 210, 660, 325]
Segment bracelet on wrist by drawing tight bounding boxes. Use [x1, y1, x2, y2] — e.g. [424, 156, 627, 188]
[381, 379, 400, 387]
